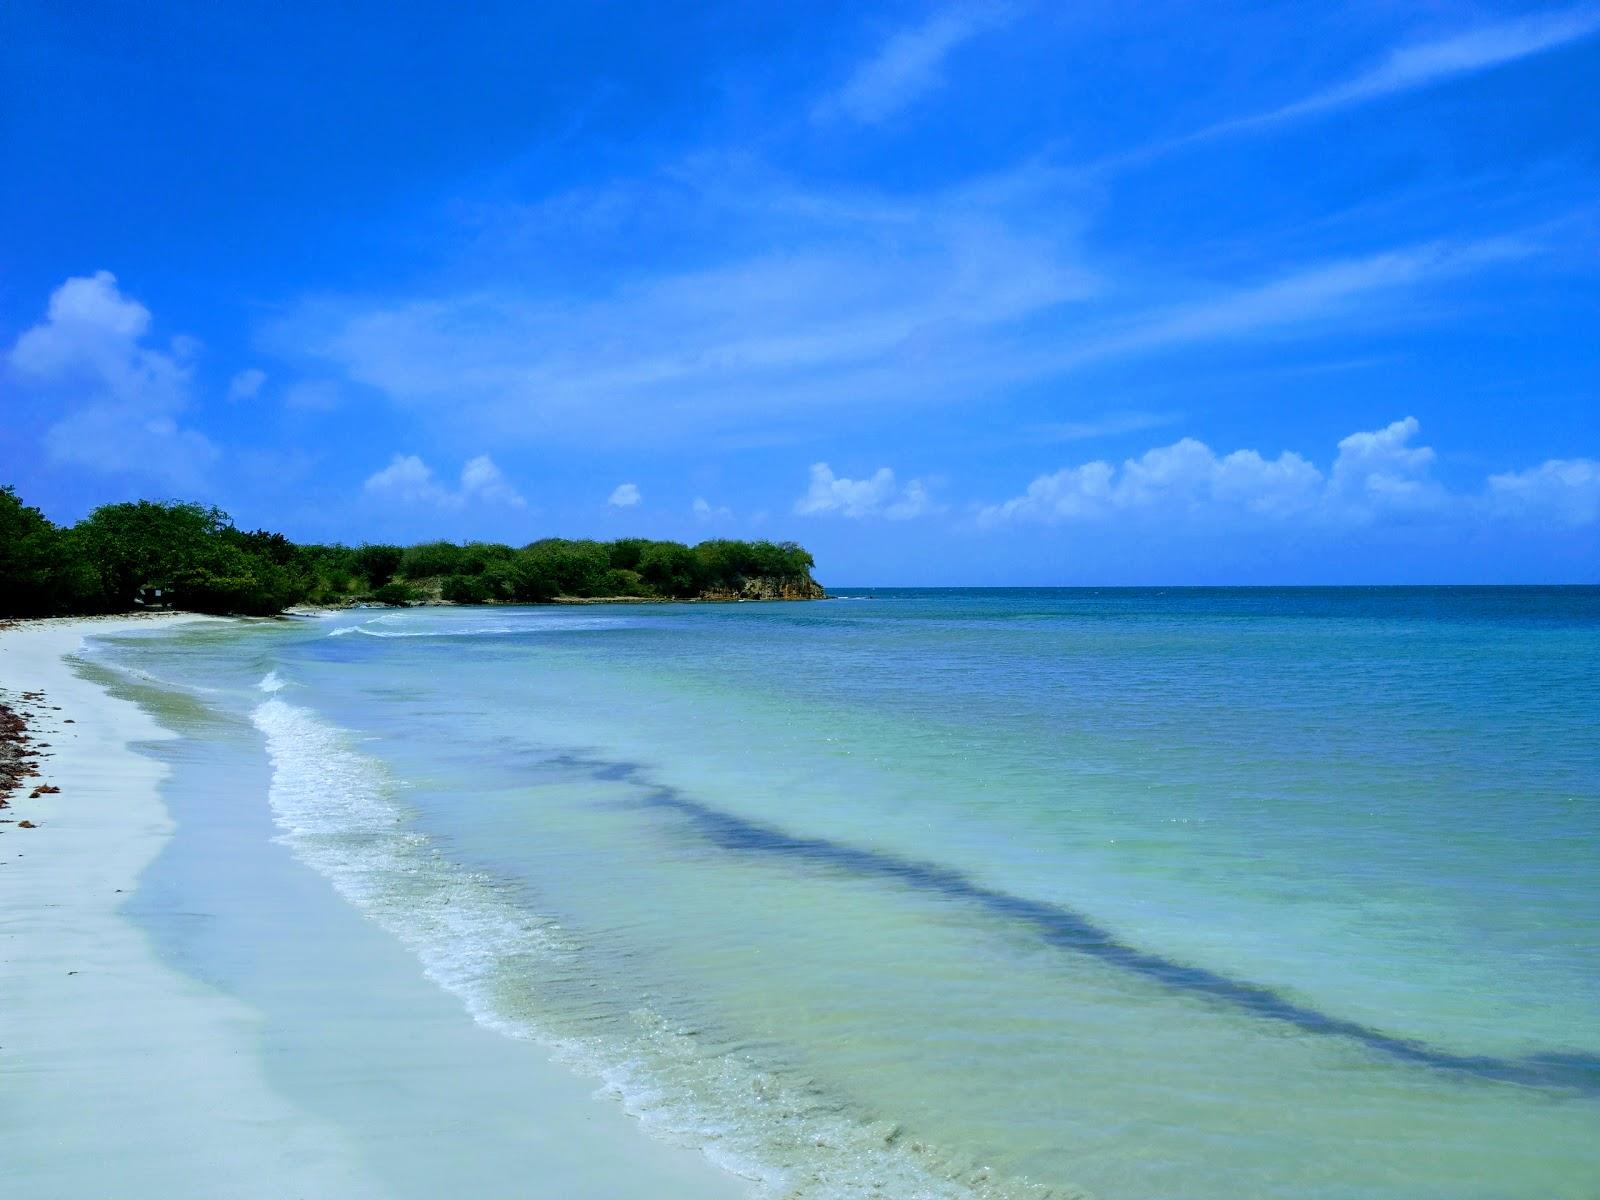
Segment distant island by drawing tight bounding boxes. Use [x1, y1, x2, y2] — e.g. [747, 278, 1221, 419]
[0, 485, 825, 619]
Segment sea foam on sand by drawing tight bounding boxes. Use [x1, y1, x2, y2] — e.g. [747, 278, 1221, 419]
[0, 615, 753, 1200]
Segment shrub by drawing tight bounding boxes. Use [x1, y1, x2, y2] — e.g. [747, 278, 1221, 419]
[599, 568, 650, 596]
[441, 574, 492, 604]
[354, 543, 404, 586]
[399, 541, 463, 579]
[638, 543, 702, 597]
[458, 542, 515, 575]
[373, 581, 418, 606]
[519, 539, 610, 596]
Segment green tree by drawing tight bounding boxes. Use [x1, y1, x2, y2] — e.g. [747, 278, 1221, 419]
[479, 558, 519, 599]
[599, 567, 651, 596]
[458, 542, 514, 575]
[638, 543, 702, 597]
[72, 499, 305, 615]
[399, 541, 464, 579]
[607, 538, 652, 572]
[74, 500, 233, 608]
[0, 484, 822, 617]
[510, 550, 558, 601]
[167, 541, 297, 616]
[373, 581, 417, 606]
[520, 539, 610, 596]
[353, 543, 404, 587]
[0, 486, 101, 616]
[441, 573, 492, 603]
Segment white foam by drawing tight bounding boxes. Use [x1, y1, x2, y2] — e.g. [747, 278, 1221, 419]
[327, 614, 634, 639]
[249, 697, 1069, 1200]
[71, 648, 225, 696]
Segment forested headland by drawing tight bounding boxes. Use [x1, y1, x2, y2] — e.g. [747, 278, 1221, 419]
[0, 485, 823, 619]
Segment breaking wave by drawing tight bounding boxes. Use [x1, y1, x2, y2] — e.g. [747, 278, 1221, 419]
[249, 694, 1076, 1200]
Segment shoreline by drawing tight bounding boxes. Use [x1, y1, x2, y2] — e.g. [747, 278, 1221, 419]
[0, 613, 387, 1196]
[0, 614, 755, 1200]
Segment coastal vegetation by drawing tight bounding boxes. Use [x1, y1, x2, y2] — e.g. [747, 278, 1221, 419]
[0, 485, 821, 618]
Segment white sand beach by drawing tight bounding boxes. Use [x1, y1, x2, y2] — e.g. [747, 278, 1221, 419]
[0, 616, 753, 1200]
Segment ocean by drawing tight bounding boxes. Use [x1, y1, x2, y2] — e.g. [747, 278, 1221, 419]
[87, 587, 1600, 1199]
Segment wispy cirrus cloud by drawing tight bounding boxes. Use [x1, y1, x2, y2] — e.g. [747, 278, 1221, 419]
[1017, 234, 1538, 379]
[1131, 237, 1524, 338]
[1102, 6, 1600, 169]
[1215, 6, 1600, 137]
[814, 4, 1012, 125]
[276, 151, 1544, 453]
[273, 163, 1098, 446]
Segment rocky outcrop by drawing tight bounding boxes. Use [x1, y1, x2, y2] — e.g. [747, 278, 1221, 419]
[698, 574, 826, 601]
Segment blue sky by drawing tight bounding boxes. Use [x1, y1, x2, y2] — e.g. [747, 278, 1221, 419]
[3, 1, 1596, 583]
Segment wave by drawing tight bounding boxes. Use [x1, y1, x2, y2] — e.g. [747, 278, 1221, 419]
[250, 697, 1073, 1200]
[71, 646, 225, 697]
[327, 614, 634, 639]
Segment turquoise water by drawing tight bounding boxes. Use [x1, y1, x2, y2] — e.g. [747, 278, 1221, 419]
[94, 589, 1600, 1199]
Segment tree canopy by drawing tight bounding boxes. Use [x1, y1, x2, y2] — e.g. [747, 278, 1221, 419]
[0, 484, 821, 618]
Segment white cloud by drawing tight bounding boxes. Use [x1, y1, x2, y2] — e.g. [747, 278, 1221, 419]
[982, 417, 1458, 524]
[1325, 416, 1444, 518]
[796, 463, 937, 520]
[283, 191, 1538, 450]
[1067, 239, 1532, 369]
[815, 6, 1006, 124]
[7, 271, 216, 485]
[275, 162, 1097, 447]
[227, 367, 267, 403]
[10, 271, 154, 374]
[364, 454, 451, 506]
[980, 438, 1324, 525]
[885, 478, 938, 520]
[364, 453, 525, 509]
[693, 496, 733, 521]
[1223, 7, 1600, 135]
[461, 454, 527, 508]
[983, 420, 1600, 533]
[1488, 458, 1600, 525]
[608, 482, 641, 507]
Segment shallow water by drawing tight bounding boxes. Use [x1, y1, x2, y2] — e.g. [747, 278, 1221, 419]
[92, 588, 1600, 1199]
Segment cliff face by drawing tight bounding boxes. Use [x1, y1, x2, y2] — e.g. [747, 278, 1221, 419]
[699, 574, 826, 601]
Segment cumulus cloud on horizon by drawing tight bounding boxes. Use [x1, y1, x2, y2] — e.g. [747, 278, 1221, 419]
[608, 482, 642, 507]
[1489, 458, 1600, 525]
[977, 418, 1598, 530]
